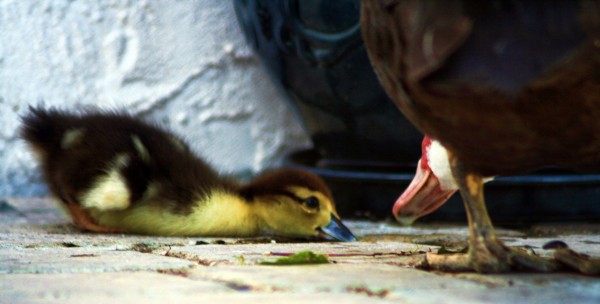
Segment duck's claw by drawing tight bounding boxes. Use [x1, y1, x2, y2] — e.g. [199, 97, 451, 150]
[420, 238, 562, 273]
[545, 241, 600, 275]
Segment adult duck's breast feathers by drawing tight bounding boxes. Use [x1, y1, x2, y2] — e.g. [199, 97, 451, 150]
[362, 0, 600, 175]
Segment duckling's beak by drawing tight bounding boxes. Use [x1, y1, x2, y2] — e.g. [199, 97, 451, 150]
[318, 215, 357, 242]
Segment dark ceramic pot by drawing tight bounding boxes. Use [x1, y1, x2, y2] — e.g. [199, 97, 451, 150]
[234, 0, 600, 222]
[233, 0, 423, 164]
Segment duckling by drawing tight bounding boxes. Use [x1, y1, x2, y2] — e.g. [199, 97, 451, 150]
[20, 106, 356, 241]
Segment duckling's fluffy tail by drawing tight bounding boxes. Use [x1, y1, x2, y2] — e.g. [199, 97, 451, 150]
[20, 106, 70, 154]
[20, 106, 237, 215]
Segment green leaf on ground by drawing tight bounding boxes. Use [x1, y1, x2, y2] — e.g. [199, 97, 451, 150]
[259, 250, 330, 265]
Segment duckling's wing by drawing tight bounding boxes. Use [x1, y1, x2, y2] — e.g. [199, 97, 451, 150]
[21, 107, 230, 215]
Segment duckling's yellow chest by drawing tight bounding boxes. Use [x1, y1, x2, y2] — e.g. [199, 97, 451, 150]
[89, 191, 261, 237]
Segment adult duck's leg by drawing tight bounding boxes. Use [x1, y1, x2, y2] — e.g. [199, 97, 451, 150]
[423, 154, 560, 273]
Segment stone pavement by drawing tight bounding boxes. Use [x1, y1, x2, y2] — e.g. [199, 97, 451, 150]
[1, 198, 599, 303]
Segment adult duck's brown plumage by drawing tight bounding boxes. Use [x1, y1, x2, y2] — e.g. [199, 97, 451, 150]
[21, 106, 356, 241]
[361, 0, 600, 273]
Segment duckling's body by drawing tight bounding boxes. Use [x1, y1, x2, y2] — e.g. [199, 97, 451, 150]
[88, 191, 257, 236]
[21, 107, 355, 241]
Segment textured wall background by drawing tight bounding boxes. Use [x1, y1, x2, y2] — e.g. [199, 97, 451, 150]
[0, 0, 310, 197]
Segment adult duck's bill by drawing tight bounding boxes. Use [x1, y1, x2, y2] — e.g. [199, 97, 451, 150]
[318, 214, 357, 242]
[393, 159, 457, 226]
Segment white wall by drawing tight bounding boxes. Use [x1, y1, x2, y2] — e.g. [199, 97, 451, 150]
[0, 0, 310, 196]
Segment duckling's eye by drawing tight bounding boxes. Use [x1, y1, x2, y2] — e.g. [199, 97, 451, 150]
[303, 196, 319, 209]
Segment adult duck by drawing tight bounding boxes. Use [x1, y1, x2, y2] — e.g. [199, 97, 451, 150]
[361, 0, 600, 273]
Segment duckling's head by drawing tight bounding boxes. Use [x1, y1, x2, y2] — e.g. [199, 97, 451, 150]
[240, 168, 356, 242]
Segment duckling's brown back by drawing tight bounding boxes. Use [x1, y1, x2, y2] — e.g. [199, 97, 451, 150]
[20, 106, 233, 215]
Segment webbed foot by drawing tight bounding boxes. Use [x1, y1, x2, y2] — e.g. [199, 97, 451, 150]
[545, 241, 600, 275]
[66, 203, 122, 233]
[422, 238, 561, 273]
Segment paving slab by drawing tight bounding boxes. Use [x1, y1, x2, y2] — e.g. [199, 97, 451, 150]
[0, 272, 232, 304]
[1, 197, 599, 304]
[188, 264, 600, 304]
[0, 246, 196, 274]
[157, 241, 432, 266]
